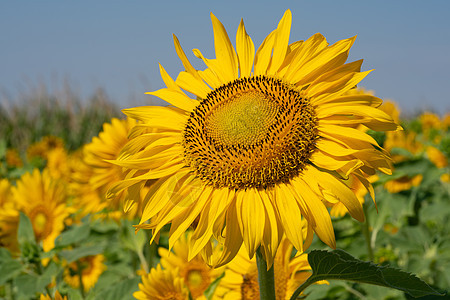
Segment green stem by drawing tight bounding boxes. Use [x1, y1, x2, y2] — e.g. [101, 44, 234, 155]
[289, 276, 315, 300]
[256, 247, 276, 300]
[362, 203, 374, 261]
[137, 247, 149, 274]
[76, 260, 86, 299]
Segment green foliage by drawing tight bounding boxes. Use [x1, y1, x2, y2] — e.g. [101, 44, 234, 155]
[290, 250, 443, 299]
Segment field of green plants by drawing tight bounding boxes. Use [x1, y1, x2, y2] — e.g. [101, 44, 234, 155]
[0, 90, 449, 300]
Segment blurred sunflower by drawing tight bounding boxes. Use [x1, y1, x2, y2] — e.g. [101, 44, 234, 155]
[109, 10, 399, 267]
[133, 264, 190, 300]
[215, 237, 326, 299]
[27, 135, 64, 161]
[384, 174, 423, 194]
[39, 291, 68, 300]
[426, 146, 448, 168]
[5, 148, 23, 168]
[84, 117, 140, 215]
[159, 232, 224, 298]
[10, 169, 72, 251]
[0, 179, 19, 252]
[63, 254, 106, 292]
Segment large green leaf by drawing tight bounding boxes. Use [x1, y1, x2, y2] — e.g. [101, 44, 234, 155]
[290, 250, 443, 299]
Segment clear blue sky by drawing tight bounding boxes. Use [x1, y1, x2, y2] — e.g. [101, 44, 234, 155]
[1, 1, 449, 115]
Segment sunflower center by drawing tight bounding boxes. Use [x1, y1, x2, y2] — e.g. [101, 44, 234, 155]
[205, 91, 278, 146]
[184, 75, 318, 189]
[180, 263, 211, 298]
[29, 206, 52, 240]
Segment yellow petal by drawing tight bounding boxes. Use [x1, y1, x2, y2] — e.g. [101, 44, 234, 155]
[192, 48, 230, 84]
[157, 63, 182, 92]
[273, 184, 304, 252]
[308, 167, 364, 222]
[236, 18, 255, 78]
[189, 187, 229, 260]
[282, 33, 328, 82]
[295, 178, 336, 249]
[215, 198, 243, 268]
[168, 185, 212, 250]
[176, 71, 211, 99]
[236, 189, 265, 259]
[319, 124, 379, 146]
[210, 12, 238, 81]
[173, 34, 203, 82]
[146, 88, 197, 112]
[254, 30, 276, 75]
[258, 190, 282, 267]
[268, 9, 292, 74]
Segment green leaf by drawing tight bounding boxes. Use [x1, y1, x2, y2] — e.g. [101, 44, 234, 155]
[0, 248, 23, 285]
[55, 222, 90, 247]
[120, 220, 146, 253]
[204, 272, 225, 300]
[290, 249, 443, 299]
[17, 212, 36, 246]
[88, 276, 140, 300]
[59, 243, 106, 263]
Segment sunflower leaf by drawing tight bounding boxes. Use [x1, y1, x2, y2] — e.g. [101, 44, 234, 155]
[290, 249, 444, 299]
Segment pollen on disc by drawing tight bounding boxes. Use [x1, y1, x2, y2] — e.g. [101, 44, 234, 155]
[205, 91, 279, 146]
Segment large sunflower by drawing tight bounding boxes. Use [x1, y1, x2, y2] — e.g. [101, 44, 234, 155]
[109, 10, 399, 267]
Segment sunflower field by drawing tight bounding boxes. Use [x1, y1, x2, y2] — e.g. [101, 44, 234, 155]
[1, 10, 449, 300]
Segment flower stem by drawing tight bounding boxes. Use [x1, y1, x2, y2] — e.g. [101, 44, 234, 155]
[256, 247, 276, 300]
[362, 203, 374, 261]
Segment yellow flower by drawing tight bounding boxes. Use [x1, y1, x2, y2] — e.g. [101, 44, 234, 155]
[5, 148, 23, 167]
[159, 233, 224, 298]
[0, 179, 19, 252]
[47, 147, 70, 181]
[109, 10, 399, 267]
[27, 136, 64, 161]
[63, 254, 107, 291]
[426, 146, 448, 168]
[39, 291, 68, 300]
[420, 112, 441, 131]
[133, 264, 190, 300]
[83, 118, 140, 216]
[384, 174, 423, 193]
[10, 169, 72, 251]
[215, 237, 326, 299]
[384, 130, 422, 163]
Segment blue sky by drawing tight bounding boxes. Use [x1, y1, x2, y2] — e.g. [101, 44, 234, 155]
[1, 1, 449, 115]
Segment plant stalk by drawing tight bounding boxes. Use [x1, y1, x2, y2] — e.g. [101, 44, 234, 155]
[256, 247, 276, 300]
[362, 203, 374, 261]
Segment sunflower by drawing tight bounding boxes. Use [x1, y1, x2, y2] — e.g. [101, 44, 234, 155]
[10, 169, 72, 252]
[63, 254, 106, 291]
[159, 232, 224, 298]
[39, 291, 68, 300]
[215, 237, 326, 299]
[0, 179, 19, 252]
[384, 174, 423, 193]
[27, 135, 64, 161]
[109, 10, 399, 267]
[426, 146, 448, 168]
[133, 264, 190, 300]
[84, 117, 140, 215]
